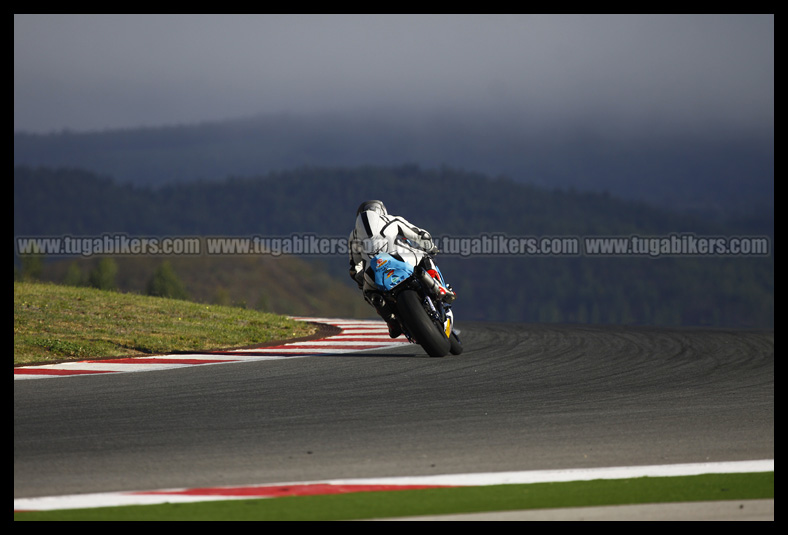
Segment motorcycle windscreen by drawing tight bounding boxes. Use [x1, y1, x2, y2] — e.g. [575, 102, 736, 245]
[370, 253, 414, 291]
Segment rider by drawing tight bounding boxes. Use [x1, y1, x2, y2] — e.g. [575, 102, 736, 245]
[348, 200, 455, 338]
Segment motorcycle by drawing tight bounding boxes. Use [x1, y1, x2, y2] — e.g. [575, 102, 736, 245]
[367, 237, 463, 358]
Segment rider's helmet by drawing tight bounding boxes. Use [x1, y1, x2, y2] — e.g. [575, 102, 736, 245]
[356, 200, 387, 217]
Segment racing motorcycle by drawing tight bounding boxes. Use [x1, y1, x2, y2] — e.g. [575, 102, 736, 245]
[367, 237, 463, 358]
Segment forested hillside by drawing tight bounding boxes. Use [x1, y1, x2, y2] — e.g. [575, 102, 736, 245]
[14, 165, 773, 328]
[13, 112, 774, 217]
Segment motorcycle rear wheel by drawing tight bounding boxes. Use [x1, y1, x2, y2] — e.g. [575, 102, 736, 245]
[397, 289, 450, 358]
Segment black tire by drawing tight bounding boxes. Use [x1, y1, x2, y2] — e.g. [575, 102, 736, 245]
[397, 289, 450, 358]
[449, 331, 464, 355]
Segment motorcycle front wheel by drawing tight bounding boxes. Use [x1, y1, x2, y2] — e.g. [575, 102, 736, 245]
[396, 289, 450, 358]
[449, 331, 463, 355]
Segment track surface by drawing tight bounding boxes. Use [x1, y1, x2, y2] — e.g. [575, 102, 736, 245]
[14, 322, 774, 503]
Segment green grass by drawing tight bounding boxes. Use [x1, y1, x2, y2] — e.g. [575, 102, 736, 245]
[13, 472, 774, 521]
[14, 281, 317, 366]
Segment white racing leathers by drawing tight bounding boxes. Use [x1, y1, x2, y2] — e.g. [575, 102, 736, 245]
[348, 210, 435, 294]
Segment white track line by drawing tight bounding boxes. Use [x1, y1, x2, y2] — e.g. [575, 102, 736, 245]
[14, 460, 774, 512]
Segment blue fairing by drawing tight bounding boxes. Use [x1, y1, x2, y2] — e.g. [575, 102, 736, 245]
[370, 253, 414, 292]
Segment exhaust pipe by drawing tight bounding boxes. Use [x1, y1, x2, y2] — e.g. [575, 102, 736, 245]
[417, 268, 456, 303]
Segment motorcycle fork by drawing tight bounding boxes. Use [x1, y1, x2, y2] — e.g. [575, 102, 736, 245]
[423, 295, 446, 325]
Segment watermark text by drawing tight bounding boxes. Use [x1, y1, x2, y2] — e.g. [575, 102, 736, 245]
[16, 233, 771, 258]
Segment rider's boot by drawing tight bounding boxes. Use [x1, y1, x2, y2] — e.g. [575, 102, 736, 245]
[369, 293, 402, 338]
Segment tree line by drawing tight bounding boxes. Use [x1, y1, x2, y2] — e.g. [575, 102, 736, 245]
[16, 253, 189, 300]
[14, 165, 774, 328]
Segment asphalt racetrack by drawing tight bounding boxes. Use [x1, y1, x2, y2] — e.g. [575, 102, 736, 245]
[14, 322, 774, 515]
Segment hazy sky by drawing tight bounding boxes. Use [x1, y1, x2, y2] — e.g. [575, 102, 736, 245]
[14, 14, 774, 135]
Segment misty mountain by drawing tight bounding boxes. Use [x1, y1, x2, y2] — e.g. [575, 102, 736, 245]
[13, 111, 773, 218]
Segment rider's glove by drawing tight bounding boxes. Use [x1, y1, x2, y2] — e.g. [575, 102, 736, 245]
[417, 230, 437, 254]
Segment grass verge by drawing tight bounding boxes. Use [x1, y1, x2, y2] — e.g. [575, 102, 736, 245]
[14, 281, 317, 366]
[13, 472, 774, 521]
